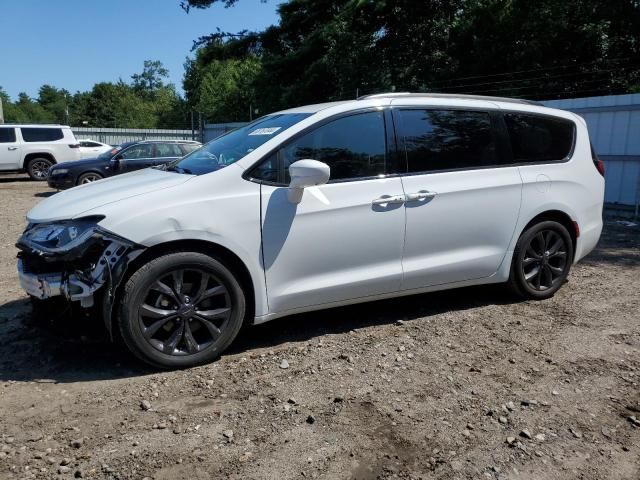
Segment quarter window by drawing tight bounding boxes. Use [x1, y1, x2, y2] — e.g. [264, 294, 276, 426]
[504, 113, 575, 162]
[155, 143, 183, 157]
[398, 109, 498, 173]
[0, 128, 16, 143]
[279, 111, 388, 182]
[20, 128, 64, 142]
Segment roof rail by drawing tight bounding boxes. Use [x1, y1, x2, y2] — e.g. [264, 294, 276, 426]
[357, 92, 543, 107]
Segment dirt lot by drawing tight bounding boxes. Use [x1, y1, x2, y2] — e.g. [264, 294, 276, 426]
[0, 175, 638, 480]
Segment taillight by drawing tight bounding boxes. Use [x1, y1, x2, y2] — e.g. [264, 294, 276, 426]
[590, 143, 605, 177]
[69, 144, 81, 149]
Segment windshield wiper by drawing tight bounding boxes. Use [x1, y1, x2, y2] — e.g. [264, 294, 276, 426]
[165, 165, 192, 174]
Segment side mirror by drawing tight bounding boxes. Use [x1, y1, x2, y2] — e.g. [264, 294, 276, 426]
[288, 159, 330, 203]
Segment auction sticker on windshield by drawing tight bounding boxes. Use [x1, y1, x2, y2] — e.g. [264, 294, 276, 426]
[249, 127, 282, 136]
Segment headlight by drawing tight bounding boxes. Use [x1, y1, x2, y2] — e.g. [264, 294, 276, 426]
[20, 217, 105, 253]
[51, 168, 69, 175]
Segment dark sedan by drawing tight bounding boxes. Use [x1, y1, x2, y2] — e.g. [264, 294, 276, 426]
[47, 140, 201, 189]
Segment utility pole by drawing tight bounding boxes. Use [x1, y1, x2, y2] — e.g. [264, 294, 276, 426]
[191, 110, 195, 141]
[0, 97, 4, 124]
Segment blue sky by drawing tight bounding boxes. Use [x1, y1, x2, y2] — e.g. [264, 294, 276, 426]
[0, 0, 281, 100]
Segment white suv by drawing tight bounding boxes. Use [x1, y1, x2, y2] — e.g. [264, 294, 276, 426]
[17, 93, 604, 368]
[0, 124, 82, 180]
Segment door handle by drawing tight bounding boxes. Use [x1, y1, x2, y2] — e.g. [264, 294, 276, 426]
[8, 146, 18, 151]
[405, 190, 437, 202]
[372, 195, 405, 206]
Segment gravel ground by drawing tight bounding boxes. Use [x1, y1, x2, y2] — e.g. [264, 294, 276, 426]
[0, 175, 639, 480]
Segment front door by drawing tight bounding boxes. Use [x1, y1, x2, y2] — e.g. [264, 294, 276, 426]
[259, 110, 406, 313]
[117, 143, 157, 173]
[394, 108, 522, 290]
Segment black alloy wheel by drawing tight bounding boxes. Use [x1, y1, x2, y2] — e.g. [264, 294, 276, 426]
[119, 252, 245, 368]
[521, 229, 568, 291]
[139, 268, 231, 355]
[508, 220, 573, 299]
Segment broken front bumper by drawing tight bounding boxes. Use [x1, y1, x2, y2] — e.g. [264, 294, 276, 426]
[17, 259, 63, 299]
[16, 228, 141, 308]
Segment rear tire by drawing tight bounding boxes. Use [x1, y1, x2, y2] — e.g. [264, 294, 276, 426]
[118, 252, 246, 369]
[27, 157, 54, 181]
[77, 172, 103, 185]
[507, 220, 573, 300]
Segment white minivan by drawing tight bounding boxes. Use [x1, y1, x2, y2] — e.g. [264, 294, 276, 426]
[17, 93, 605, 368]
[0, 124, 81, 180]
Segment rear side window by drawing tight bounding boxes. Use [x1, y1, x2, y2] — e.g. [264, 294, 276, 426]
[21, 128, 64, 142]
[280, 110, 387, 182]
[397, 109, 498, 173]
[504, 113, 575, 163]
[0, 128, 16, 143]
[155, 143, 183, 157]
[80, 141, 101, 147]
[180, 143, 200, 155]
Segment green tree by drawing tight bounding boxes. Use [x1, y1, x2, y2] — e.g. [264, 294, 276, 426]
[37, 85, 71, 123]
[181, 0, 640, 108]
[131, 60, 170, 95]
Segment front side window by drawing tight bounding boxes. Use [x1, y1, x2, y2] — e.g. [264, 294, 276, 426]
[398, 109, 498, 173]
[0, 128, 16, 143]
[119, 144, 155, 160]
[504, 113, 575, 163]
[280, 110, 387, 182]
[21, 128, 64, 142]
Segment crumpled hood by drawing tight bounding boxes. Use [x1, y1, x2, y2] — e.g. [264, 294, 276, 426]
[28, 168, 193, 223]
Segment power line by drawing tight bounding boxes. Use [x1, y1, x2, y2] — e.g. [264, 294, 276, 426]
[439, 66, 631, 92]
[431, 55, 640, 88]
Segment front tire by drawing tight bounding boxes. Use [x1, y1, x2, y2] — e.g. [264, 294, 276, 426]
[77, 172, 103, 185]
[27, 157, 54, 181]
[507, 220, 573, 300]
[118, 252, 246, 369]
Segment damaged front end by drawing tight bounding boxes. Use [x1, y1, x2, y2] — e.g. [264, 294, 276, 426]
[16, 216, 144, 334]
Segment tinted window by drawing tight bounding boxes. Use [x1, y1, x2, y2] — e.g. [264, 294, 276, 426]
[21, 128, 64, 142]
[398, 109, 497, 173]
[504, 113, 575, 162]
[0, 128, 16, 143]
[280, 111, 387, 182]
[80, 141, 101, 147]
[250, 154, 279, 183]
[119, 144, 155, 160]
[155, 143, 183, 157]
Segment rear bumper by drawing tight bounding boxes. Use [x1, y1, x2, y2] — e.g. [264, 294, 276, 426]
[575, 218, 603, 263]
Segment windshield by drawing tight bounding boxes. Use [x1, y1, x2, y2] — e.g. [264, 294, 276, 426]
[98, 145, 124, 160]
[166, 113, 311, 175]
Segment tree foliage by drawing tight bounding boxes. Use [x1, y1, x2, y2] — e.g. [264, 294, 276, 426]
[1, 60, 189, 128]
[182, 0, 640, 120]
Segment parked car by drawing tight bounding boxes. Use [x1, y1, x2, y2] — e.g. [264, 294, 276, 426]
[17, 93, 604, 368]
[0, 124, 82, 180]
[47, 140, 202, 189]
[78, 139, 112, 159]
